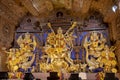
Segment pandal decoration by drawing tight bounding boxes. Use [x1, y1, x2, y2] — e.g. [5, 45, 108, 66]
[5, 21, 117, 79]
[6, 32, 36, 73]
[40, 22, 80, 74]
[83, 31, 117, 73]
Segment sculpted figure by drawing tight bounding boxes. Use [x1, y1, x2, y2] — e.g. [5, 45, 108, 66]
[6, 33, 36, 72]
[17, 32, 37, 51]
[41, 22, 78, 73]
[83, 32, 106, 71]
[86, 32, 106, 57]
[83, 31, 117, 72]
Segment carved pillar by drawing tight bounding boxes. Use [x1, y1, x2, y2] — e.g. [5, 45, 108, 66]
[115, 11, 120, 74]
[115, 40, 120, 72]
[0, 48, 8, 71]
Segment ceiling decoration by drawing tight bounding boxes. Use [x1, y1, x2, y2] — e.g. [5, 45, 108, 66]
[72, 0, 84, 12]
[31, 0, 54, 13]
[6, 0, 116, 19]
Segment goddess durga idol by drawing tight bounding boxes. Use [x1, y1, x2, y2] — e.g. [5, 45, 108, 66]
[40, 22, 80, 73]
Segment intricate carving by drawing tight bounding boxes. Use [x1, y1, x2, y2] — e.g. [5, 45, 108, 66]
[40, 22, 78, 73]
[6, 33, 36, 72]
[2, 25, 11, 37]
[83, 31, 117, 73]
[116, 14, 120, 40]
[115, 40, 120, 72]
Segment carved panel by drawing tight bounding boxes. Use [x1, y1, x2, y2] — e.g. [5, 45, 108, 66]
[0, 3, 17, 24]
[0, 56, 1, 70]
[115, 41, 120, 72]
[72, 0, 83, 12]
[0, 50, 8, 71]
[0, 17, 15, 48]
[20, 0, 39, 16]
[1, 24, 14, 48]
[1, 0, 26, 18]
[15, 15, 109, 70]
[116, 14, 120, 40]
[2, 25, 11, 37]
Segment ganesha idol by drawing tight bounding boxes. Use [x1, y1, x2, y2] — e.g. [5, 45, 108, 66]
[83, 31, 117, 73]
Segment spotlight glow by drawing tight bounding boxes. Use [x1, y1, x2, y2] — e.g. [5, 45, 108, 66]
[112, 5, 117, 12]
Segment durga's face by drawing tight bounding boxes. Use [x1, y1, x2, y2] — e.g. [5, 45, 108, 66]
[57, 27, 63, 34]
